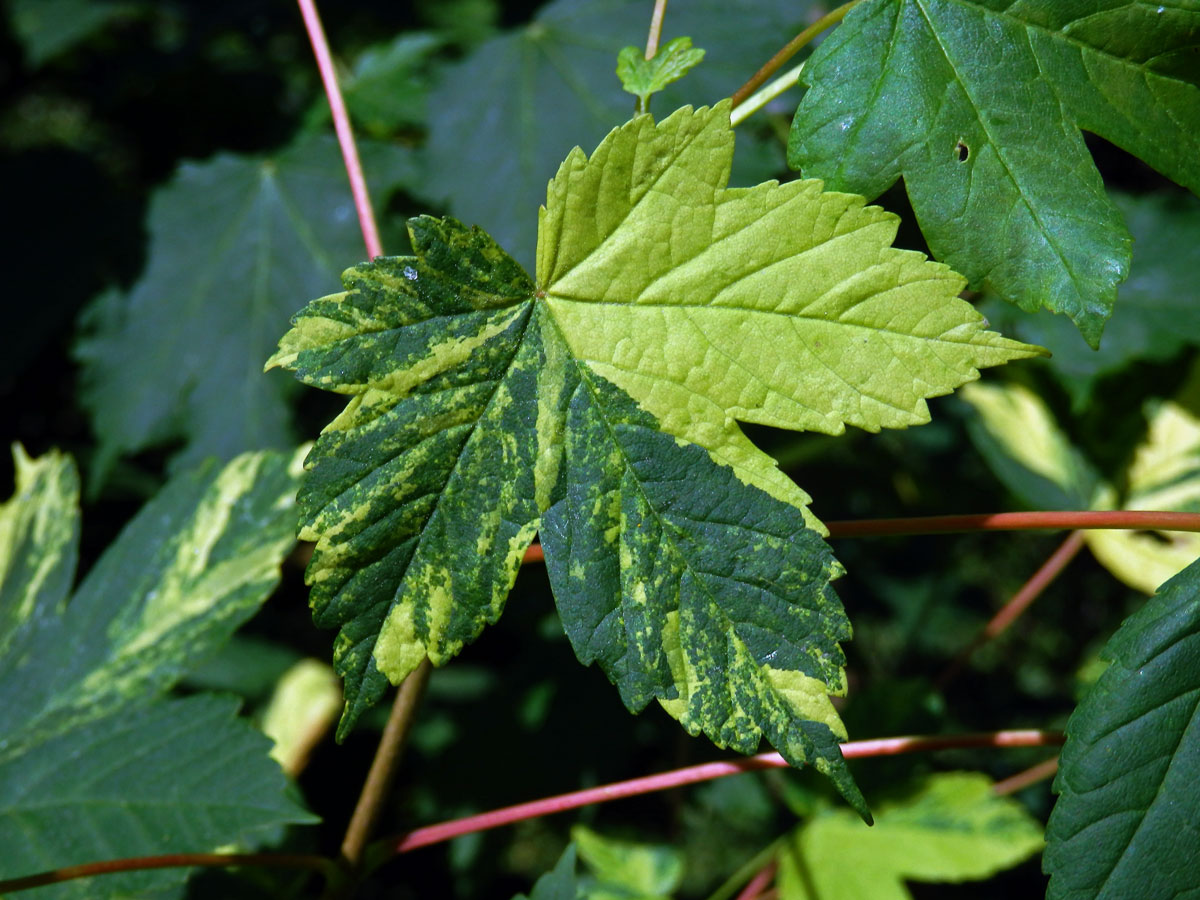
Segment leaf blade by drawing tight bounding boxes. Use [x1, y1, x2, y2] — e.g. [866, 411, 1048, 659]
[1045, 557, 1200, 900]
[75, 134, 417, 471]
[788, 0, 1200, 346]
[539, 335, 865, 815]
[541, 102, 1040, 518]
[779, 773, 1043, 900]
[0, 448, 304, 759]
[269, 218, 542, 737]
[0, 445, 79, 658]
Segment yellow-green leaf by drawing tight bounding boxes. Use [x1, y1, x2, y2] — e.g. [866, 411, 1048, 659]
[960, 381, 1099, 510]
[538, 102, 1041, 524]
[1086, 382, 1200, 594]
[777, 773, 1044, 900]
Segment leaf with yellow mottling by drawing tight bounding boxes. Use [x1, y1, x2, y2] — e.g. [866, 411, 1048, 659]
[272, 105, 1040, 806]
[269, 217, 543, 737]
[1086, 369, 1200, 594]
[539, 351, 866, 817]
[0, 448, 314, 894]
[537, 102, 1041, 524]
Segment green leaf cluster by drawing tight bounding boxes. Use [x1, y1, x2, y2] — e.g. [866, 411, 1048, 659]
[0, 446, 315, 895]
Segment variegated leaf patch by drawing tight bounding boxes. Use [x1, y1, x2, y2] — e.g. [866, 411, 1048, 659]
[271, 103, 1039, 809]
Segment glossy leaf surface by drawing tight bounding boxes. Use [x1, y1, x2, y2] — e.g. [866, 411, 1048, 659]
[1045, 558, 1200, 900]
[789, 1, 1200, 347]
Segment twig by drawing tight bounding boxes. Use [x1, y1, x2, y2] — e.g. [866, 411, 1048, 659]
[735, 860, 778, 900]
[297, 0, 383, 259]
[936, 531, 1085, 689]
[645, 0, 668, 59]
[338, 658, 433, 872]
[992, 756, 1059, 796]
[730, 61, 806, 127]
[385, 730, 1062, 854]
[705, 840, 787, 900]
[730, 1, 860, 109]
[825, 510, 1200, 538]
[0, 853, 333, 895]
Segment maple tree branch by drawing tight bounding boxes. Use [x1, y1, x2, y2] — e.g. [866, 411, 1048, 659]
[338, 658, 433, 872]
[824, 509, 1200, 537]
[992, 755, 1060, 796]
[297, 0, 383, 259]
[937, 530, 1086, 689]
[0, 853, 334, 896]
[382, 729, 1062, 855]
[730, 0, 860, 109]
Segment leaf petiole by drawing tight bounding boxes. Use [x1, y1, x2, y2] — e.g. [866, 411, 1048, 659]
[730, 0, 860, 110]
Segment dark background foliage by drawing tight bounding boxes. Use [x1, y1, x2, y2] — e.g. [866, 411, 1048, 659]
[2, 1, 1195, 896]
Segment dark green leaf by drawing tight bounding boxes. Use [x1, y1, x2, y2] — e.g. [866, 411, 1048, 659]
[790, 1, 1200, 347]
[0, 695, 315, 899]
[0, 449, 314, 897]
[423, 0, 817, 268]
[75, 134, 417, 474]
[539, 364, 866, 816]
[982, 192, 1200, 408]
[268, 218, 543, 738]
[1045, 556, 1200, 900]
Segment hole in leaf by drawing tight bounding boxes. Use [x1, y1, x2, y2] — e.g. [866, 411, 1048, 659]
[956, 141, 969, 162]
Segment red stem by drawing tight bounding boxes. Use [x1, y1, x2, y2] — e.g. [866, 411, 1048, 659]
[992, 755, 1060, 796]
[297, 0, 384, 259]
[0, 731, 1060, 894]
[387, 730, 1061, 854]
[824, 510, 1200, 538]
